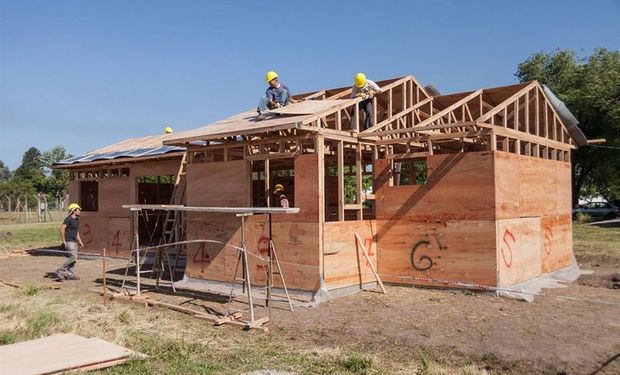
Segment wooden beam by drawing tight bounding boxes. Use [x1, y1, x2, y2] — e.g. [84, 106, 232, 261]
[387, 151, 428, 160]
[337, 140, 344, 221]
[354, 233, 386, 294]
[245, 151, 297, 161]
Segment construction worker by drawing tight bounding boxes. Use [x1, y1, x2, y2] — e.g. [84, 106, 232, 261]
[164, 126, 173, 134]
[351, 73, 381, 131]
[55, 203, 84, 281]
[256, 71, 297, 121]
[272, 184, 289, 208]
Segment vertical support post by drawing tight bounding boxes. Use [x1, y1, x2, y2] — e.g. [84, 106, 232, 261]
[491, 132, 497, 151]
[102, 247, 107, 307]
[372, 96, 377, 129]
[336, 109, 341, 131]
[240, 214, 255, 323]
[355, 143, 362, 220]
[535, 88, 540, 136]
[133, 209, 141, 296]
[514, 98, 519, 131]
[354, 101, 360, 133]
[525, 91, 530, 133]
[264, 159, 270, 207]
[316, 134, 325, 277]
[337, 140, 344, 221]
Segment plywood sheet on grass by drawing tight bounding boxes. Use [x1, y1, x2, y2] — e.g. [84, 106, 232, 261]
[377, 219, 497, 287]
[323, 220, 378, 290]
[0, 333, 139, 375]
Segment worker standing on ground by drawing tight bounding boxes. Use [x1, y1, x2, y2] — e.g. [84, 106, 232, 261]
[351, 73, 381, 131]
[272, 184, 290, 208]
[55, 203, 84, 281]
[256, 71, 297, 121]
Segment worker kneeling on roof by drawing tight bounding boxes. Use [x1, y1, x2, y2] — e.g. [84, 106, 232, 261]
[272, 184, 289, 208]
[256, 71, 297, 121]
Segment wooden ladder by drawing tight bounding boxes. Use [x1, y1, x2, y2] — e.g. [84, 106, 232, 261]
[153, 152, 188, 291]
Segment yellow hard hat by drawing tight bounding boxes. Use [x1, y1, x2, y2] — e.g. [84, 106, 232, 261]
[68, 203, 81, 212]
[164, 126, 173, 134]
[265, 71, 279, 83]
[273, 184, 284, 194]
[354, 72, 366, 88]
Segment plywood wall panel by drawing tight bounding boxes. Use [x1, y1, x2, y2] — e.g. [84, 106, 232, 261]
[186, 160, 248, 207]
[98, 179, 130, 217]
[185, 219, 320, 291]
[292, 154, 319, 222]
[518, 158, 558, 217]
[323, 220, 378, 290]
[377, 219, 497, 287]
[75, 215, 131, 258]
[540, 214, 573, 273]
[375, 152, 496, 221]
[496, 217, 541, 286]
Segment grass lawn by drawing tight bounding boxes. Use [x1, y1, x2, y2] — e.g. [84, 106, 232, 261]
[573, 223, 620, 267]
[0, 220, 62, 255]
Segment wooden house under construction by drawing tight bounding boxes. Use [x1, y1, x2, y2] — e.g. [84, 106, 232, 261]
[54, 134, 185, 258]
[58, 75, 587, 298]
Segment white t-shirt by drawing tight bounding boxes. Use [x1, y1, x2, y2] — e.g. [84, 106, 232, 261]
[351, 79, 381, 98]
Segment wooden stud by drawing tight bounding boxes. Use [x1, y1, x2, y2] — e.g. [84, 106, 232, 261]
[337, 140, 344, 221]
[355, 144, 363, 220]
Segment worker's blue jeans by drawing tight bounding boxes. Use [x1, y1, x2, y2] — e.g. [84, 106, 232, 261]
[257, 91, 290, 113]
[58, 241, 78, 277]
[351, 99, 373, 131]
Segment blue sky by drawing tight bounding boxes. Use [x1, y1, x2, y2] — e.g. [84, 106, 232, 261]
[1, 0, 619, 169]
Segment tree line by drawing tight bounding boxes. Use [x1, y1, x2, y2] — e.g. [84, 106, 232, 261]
[0, 146, 72, 209]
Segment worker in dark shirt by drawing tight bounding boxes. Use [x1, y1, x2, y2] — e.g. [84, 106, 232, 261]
[256, 71, 297, 120]
[55, 203, 84, 280]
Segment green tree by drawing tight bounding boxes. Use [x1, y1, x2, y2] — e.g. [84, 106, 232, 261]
[0, 160, 11, 181]
[516, 48, 620, 204]
[41, 146, 72, 196]
[14, 147, 46, 192]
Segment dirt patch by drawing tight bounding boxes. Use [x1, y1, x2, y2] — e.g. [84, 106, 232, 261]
[1, 253, 619, 374]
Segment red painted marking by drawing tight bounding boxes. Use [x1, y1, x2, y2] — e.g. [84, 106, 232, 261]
[501, 229, 516, 267]
[256, 237, 270, 270]
[82, 224, 93, 245]
[192, 243, 210, 273]
[111, 230, 122, 255]
[364, 237, 374, 266]
[543, 226, 553, 255]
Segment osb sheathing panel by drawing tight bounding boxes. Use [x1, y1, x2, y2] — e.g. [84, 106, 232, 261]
[185, 218, 320, 292]
[494, 152, 572, 219]
[377, 220, 497, 287]
[540, 214, 573, 273]
[98, 179, 130, 217]
[186, 160, 248, 207]
[323, 220, 377, 290]
[496, 217, 541, 286]
[375, 152, 496, 221]
[75, 215, 131, 258]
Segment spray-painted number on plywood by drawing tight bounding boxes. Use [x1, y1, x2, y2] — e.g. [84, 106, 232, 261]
[110, 230, 122, 255]
[500, 229, 516, 267]
[82, 224, 93, 245]
[256, 237, 270, 271]
[410, 233, 447, 271]
[543, 226, 553, 255]
[192, 243, 211, 273]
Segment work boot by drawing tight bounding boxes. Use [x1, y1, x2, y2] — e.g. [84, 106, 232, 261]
[64, 274, 80, 280]
[54, 270, 65, 281]
[256, 112, 266, 121]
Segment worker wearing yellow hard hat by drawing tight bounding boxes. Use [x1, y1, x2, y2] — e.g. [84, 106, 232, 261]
[256, 70, 298, 121]
[272, 184, 289, 208]
[55, 202, 83, 281]
[351, 72, 382, 131]
[164, 126, 173, 134]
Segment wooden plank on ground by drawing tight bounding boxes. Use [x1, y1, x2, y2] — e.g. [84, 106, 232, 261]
[0, 333, 142, 375]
